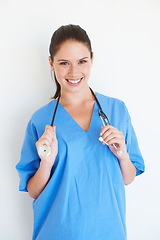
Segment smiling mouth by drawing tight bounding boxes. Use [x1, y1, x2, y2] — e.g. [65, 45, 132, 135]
[66, 77, 83, 84]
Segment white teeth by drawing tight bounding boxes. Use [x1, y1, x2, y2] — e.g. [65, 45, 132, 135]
[67, 78, 82, 83]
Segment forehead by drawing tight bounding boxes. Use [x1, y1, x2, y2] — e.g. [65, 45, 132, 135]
[54, 40, 90, 60]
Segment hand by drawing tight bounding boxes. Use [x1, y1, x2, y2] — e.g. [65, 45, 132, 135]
[36, 125, 58, 167]
[100, 125, 128, 161]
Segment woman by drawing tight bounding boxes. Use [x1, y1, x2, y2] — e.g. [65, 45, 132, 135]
[16, 24, 145, 240]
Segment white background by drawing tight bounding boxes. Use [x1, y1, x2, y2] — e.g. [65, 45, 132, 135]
[0, 0, 160, 239]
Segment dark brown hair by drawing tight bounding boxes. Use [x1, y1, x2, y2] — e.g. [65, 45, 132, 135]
[49, 24, 93, 98]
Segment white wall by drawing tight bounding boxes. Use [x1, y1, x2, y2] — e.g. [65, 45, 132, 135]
[0, 0, 160, 239]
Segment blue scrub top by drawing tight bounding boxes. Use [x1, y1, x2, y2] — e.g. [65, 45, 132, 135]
[16, 92, 145, 240]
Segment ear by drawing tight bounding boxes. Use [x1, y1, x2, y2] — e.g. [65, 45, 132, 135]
[91, 52, 94, 67]
[49, 56, 55, 71]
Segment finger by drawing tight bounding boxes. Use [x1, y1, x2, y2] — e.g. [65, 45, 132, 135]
[51, 126, 57, 143]
[107, 136, 126, 151]
[43, 126, 57, 142]
[106, 136, 121, 146]
[108, 144, 122, 154]
[100, 125, 109, 136]
[102, 128, 118, 140]
[103, 131, 123, 143]
[40, 132, 53, 142]
[45, 126, 55, 138]
[45, 125, 55, 132]
[38, 126, 57, 145]
[103, 134, 116, 145]
[101, 125, 121, 140]
[100, 125, 116, 136]
[36, 137, 51, 149]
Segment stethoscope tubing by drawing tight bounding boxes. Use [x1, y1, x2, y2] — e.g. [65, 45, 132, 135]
[38, 87, 122, 157]
[90, 88, 122, 154]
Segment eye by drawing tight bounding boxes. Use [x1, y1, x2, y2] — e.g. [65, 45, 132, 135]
[79, 60, 87, 64]
[59, 62, 69, 65]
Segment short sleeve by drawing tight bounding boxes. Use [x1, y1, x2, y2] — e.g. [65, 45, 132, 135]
[16, 119, 40, 192]
[125, 110, 145, 176]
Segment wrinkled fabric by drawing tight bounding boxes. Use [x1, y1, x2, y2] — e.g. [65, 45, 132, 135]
[16, 92, 145, 240]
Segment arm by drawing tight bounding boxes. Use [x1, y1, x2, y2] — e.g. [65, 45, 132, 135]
[100, 125, 136, 185]
[27, 126, 58, 199]
[117, 152, 136, 185]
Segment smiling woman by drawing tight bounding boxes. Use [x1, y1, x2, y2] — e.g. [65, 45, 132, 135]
[49, 40, 93, 94]
[16, 24, 145, 240]
[49, 25, 93, 98]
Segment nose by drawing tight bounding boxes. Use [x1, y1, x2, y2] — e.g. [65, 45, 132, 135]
[68, 64, 79, 77]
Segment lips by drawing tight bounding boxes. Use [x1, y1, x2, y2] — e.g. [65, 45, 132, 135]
[66, 77, 83, 85]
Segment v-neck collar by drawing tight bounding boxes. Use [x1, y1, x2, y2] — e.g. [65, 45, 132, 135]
[57, 94, 98, 133]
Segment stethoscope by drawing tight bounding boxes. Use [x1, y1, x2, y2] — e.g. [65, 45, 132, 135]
[38, 87, 122, 158]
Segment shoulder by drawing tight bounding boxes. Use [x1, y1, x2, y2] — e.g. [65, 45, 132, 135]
[96, 92, 130, 125]
[29, 99, 57, 128]
[24, 99, 57, 138]
[96, 92, 127, 110]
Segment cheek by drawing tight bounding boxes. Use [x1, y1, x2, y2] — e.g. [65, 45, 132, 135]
[82, 65, 91, 76]
[55, 66, 68, 78]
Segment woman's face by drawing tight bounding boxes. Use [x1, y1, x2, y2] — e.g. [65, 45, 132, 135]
[49, 40, 93, 95]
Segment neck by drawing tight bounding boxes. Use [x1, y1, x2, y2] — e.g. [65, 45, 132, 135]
[60, 85, 94, 107]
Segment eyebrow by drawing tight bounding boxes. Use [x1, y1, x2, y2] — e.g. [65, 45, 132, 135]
[57, 57, 89, 62]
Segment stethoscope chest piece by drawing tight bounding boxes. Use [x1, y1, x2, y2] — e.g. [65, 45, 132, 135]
[38, 145, 51, 158]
